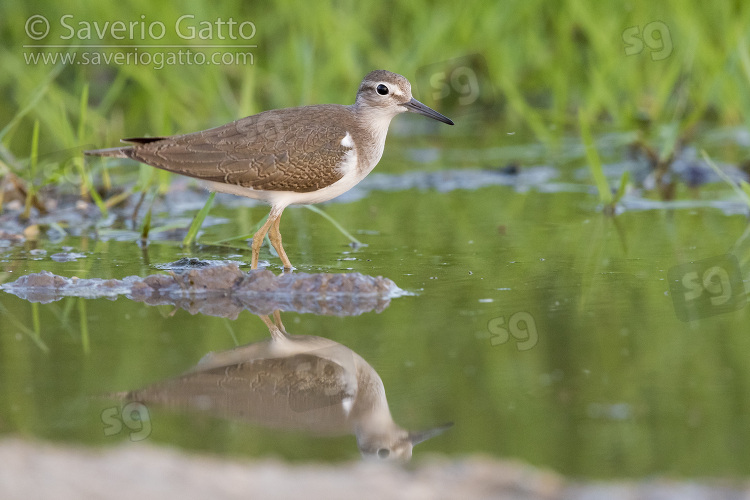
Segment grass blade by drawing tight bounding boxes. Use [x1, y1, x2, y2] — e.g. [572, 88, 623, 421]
[140, 202, 153, 242]
[183, 192, 216, 246]
[742, 181, 750, 199]
[304, 205, 365, 247]
[0, 302, 48, 352]
[701, 150, 750, 208]
[74, 84, 109, 217]
[78, 298, 90, 354]
[579, 108, 612, 205]
[77, 83, 89, 144]
[613, 171, 630, 205]
[22, 120, 40, 219]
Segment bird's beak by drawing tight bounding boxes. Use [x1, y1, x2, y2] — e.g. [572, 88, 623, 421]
[402, 98, 455, 125]
[408, 422, 454, 446]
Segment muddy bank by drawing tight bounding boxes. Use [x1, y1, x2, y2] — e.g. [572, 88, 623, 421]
[0, 438, 745, 500]
[1, 260, 402, 317]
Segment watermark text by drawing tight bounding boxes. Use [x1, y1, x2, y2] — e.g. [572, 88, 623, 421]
[488, 311, 538, 351]
[623, 21, 673, 61]
[668, 254, 746, 321]
[101, 402, 152, 441]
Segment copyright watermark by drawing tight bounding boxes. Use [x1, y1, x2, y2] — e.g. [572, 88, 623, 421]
[622, 21, 673, 61]
[25, 14, 256, 42]
[25, 15, 51, 40]
[415, 54, 495, 118]
[668, 254, 747, 322]
[23, 14, 257, 69]
[24, 49, 253, 70]
[488, 311, 538, 351]
[101, 402, 152, 442]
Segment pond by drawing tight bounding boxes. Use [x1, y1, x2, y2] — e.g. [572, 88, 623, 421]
[1, 122, 749, 479]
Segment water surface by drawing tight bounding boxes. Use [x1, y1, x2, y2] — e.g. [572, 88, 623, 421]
[1, 125, 749, 478]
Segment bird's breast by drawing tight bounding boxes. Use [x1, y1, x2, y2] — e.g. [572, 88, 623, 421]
[350, 124, 389, 178]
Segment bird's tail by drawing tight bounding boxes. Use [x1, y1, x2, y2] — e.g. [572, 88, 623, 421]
[89, 390, 130, 401]
[83, 146, 130, 158]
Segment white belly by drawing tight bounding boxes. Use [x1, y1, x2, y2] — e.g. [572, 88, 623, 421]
[202, 144, 368, 208]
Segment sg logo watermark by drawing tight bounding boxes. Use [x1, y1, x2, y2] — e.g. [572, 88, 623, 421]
[415, 54, 495, 118]
[622, 21, 673, 61]
[101, 402, 152, 442]
[488, 311, 538, 351]
[668, 254, 747, 322]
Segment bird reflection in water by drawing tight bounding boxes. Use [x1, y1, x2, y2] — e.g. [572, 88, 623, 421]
[117, 311, 451, 461]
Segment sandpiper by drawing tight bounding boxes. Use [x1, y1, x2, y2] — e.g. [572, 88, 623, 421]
[116, 311, 451, 460]
[85, 70, 454, 269]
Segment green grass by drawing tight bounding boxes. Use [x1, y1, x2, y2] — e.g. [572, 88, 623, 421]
[1, 0, 749, 221]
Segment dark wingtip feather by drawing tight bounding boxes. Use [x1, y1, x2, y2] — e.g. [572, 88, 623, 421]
[122, 137, 169, 144]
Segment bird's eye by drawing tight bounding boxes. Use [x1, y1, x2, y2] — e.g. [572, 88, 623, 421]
[377, 448, 390, 459]
[376, 84, 389, 96]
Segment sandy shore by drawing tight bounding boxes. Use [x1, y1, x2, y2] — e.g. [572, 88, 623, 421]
[0, 438, 747, 500]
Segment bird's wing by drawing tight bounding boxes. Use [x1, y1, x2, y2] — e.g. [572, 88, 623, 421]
[124, 105, 354, 193]
[122, 353, 357, 434]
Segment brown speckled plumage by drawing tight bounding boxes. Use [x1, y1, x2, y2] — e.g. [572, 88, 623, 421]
[121, 105, 358, 193]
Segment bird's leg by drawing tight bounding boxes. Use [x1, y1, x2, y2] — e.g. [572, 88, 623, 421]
[250, 210, 279, 269]
[258, 314, 275, 330]
[258, 309, 289, 341]
[272, 309, 287, 334]
[268, 210, 293, 270]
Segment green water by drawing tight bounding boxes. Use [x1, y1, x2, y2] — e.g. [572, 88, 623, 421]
[1, 129, 750, 478]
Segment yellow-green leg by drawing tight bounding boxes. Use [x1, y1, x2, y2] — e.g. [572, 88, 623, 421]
[251, 207, 292, 270]
[251, 209, 279, 269]
[268, 211, 292, 270]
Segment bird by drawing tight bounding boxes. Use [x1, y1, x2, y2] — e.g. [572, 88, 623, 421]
[114, 311, 452, 460]
[85, 70, 454, 270]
